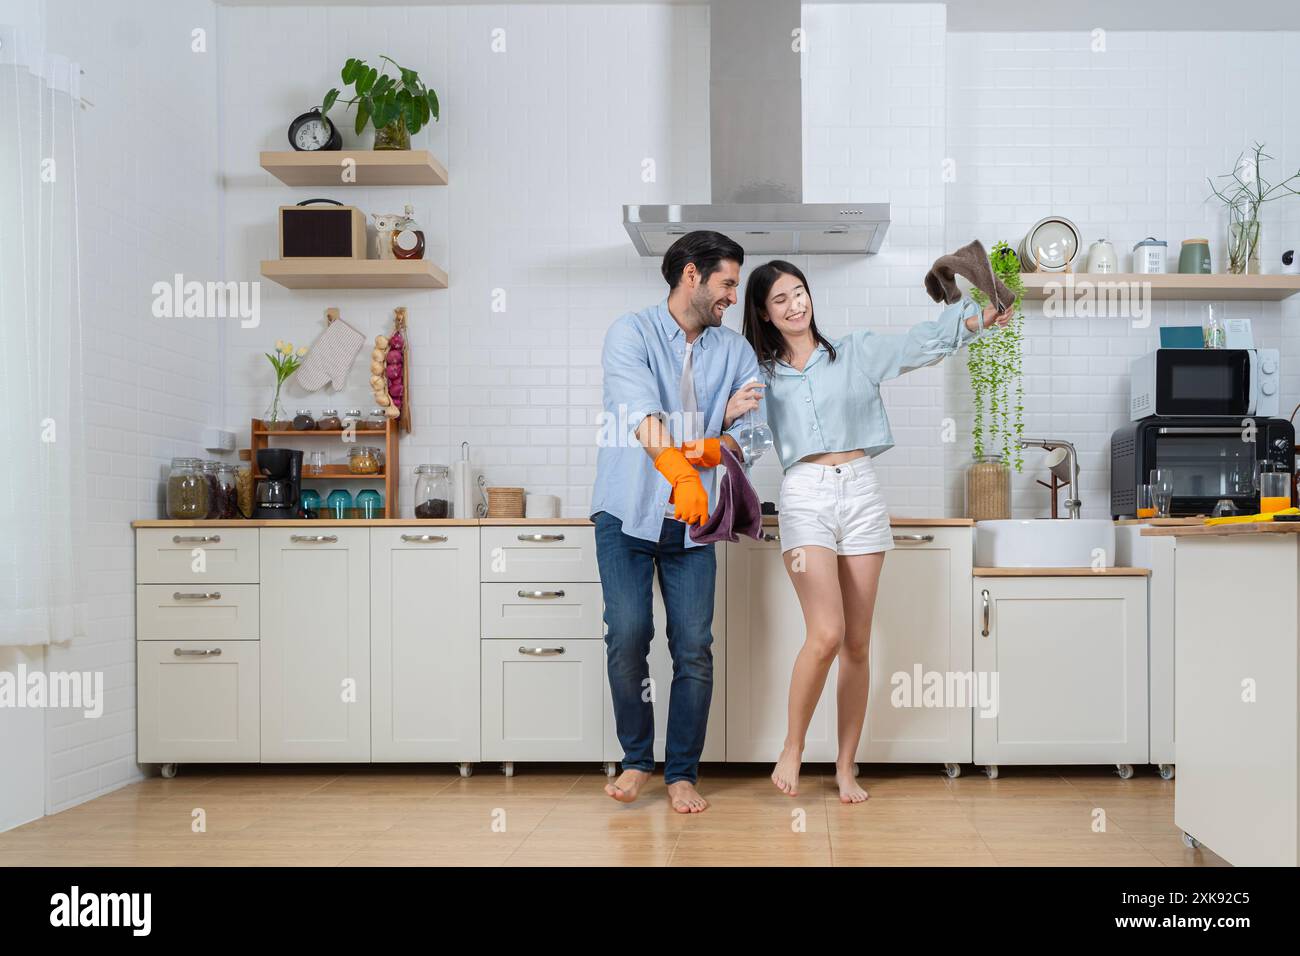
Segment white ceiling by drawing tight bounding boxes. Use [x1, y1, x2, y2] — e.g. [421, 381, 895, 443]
[213, 0, 1300, 32]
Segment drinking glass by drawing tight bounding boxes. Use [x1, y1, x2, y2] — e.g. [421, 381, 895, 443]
[1135, 484, 1155, 519]
[1150, 469, 1175, 518]
[306, 451, 327, 476]
[1260, 469, 1291, 513]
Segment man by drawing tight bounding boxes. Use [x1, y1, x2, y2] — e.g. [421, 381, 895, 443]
[591, 230, 765, 814]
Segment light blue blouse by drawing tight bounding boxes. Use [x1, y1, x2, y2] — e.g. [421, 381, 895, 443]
[762, 299, 985, 471]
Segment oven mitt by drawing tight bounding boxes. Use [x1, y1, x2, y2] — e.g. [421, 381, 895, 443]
[690, 444, 763, 544]
[295, 315, 366, 391]
[925, 239, 1014, 313]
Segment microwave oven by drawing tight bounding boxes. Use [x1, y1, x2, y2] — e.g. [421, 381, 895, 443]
[1110, 416, 1294, 518]
[1130, 348, 1279, 420]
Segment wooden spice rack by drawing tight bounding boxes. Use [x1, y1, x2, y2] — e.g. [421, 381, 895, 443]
[250, 417, 400, 517]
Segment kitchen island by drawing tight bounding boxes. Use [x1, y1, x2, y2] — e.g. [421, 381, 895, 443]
[1142, 522, 1300, 866]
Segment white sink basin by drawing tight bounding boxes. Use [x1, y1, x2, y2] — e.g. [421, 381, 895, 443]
[975, 519, 1118, 569]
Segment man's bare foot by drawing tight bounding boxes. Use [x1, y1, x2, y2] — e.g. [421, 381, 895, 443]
[604, 768, 650, 803]
[835, 764, 869, 804]
[771, 744, 802, 795]
[667, 780, 709, 813]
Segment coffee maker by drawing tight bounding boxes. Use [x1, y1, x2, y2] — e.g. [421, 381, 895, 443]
[254, 448, 304, 518]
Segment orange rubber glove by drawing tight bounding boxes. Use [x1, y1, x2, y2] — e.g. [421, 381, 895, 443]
[654, 447, 710, 526]
[681, 436, 723, 469]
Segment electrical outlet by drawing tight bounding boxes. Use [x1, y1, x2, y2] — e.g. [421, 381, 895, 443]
[203, 428, 236, 453]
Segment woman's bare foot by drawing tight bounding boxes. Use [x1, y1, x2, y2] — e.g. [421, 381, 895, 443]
[667, 780, 709, 813]
[604, 768, 650, 803]
[835, 764, 869, 804]
[771, 744, 802, 795]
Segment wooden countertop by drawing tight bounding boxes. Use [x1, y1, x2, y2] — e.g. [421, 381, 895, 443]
[135, 516, 976, 529]
[974, 566, 1151, 577]
[1142, 521, 1300, 537]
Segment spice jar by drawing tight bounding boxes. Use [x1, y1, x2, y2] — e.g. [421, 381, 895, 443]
[414, 464, 452, 518]
[348, 446, 383, 475]
[166, 458, 209, 519]
[292, 408, 317, 430]
[343, 408, 363, 429]
[364, 407, 388, 430]
[317, 408, 343, 431]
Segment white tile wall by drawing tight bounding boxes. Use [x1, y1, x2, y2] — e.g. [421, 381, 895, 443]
[41, 0, 221, 812]
[944, 29, 1300, 518]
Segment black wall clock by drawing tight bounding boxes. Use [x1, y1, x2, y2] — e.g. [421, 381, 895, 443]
[287, 108, 341, 151]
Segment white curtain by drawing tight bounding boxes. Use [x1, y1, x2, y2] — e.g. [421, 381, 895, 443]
[0, 24, 87, 646]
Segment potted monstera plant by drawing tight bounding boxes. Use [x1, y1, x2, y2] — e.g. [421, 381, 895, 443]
[321, 56, 440, 150]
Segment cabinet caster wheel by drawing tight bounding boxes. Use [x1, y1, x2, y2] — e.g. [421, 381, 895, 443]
[458, 763, 473, 779]
[1158, 764, 1175, 781]
[160, 763, 178, 779]
[943, 763, 962, 779]
[603, 762, 618, 778]
[501, 762, 514, 778]
[1116, 763, 1135, 780]
[984, 765, 998, 780]
[1182, 831, 1200, 850]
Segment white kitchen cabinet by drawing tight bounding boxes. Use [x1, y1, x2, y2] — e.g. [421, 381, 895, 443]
[480, 525, 599, 582]
[857, 527, 973, 765]
[727, 526, 973, 767]
[259, 529, 371, 762]
[726, 532, 838, 762]
[601, 544, 726, 764]
[136, 584, 260, 642]
[370, 528, 480, 762]
[136, 528, 259, 584]
[137, 640, 260, 763]
[973, 574, 1148, 769]
[481, 639, 605, 761]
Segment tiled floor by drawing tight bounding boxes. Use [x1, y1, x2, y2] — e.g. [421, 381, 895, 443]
[0, 765, 1226, 867]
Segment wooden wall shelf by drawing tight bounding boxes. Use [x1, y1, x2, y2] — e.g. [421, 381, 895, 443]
[260, 259, 448, 289]
[260, 149, 448, 187]
[1018, 272, 1300, 302]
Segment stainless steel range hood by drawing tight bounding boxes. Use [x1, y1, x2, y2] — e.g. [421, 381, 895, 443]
[623, 0, 890, 257]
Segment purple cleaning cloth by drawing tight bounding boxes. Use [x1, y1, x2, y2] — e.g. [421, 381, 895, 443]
[689, 444, 763, 544]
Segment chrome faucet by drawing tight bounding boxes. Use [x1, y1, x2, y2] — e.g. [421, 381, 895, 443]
[1018, 438, 1081, 519]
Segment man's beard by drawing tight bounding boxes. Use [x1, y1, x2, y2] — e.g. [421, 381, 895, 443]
[691, 287, 724, 327]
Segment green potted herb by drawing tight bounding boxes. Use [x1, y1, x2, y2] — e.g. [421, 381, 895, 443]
[965, 241, 1025, 520]
[321, 56, 440, 150]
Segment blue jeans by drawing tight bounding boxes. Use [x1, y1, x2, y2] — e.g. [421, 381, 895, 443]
[594, 511, 715, 785]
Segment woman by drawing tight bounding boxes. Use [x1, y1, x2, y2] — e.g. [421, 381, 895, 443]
[741, 260, 1011, 803]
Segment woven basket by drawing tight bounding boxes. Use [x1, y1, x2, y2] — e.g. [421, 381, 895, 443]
[486, 486, 526, 518]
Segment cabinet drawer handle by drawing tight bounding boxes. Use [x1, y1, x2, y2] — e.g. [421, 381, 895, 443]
[517, 533, 565, 543]
[517, 589, 565, 599]
[290, 534, 338, 543]
[761, 532, 779, 542]
[893, 533, 934, 543]
[172, 534, 220, 544]
[173, 648, 223, 657]
[172, 592, 222, 601]
[981, 589, 990, 638]
[401, 534, 448, 543]
[518, 646, 566, 657]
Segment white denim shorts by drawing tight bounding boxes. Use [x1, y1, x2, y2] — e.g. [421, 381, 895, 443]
[777, 456, 895, 556]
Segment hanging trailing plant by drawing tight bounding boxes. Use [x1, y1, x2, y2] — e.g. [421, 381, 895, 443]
[966, 241, 1025, 471]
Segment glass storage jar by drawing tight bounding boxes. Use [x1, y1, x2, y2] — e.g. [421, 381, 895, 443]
[166, 458, 209, 519]
[348, 446, 383, 475]
[317, 408, 343, 431]
[213, 463, 240, 519]
[364, 407, 388, 430]
[292, 408, 317, 430]
[200, 461, 223, 518]
[414, 465, 452, 519]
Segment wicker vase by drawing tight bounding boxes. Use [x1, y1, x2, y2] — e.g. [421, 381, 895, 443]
[966, 454, 1011, 521]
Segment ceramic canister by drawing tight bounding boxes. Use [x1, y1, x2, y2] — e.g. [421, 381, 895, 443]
[1085, 239, 1118, 274]
[1133, 237, 1167, 274]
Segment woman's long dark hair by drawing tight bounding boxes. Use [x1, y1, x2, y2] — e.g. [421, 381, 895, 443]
[742, 260, 837, 373]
